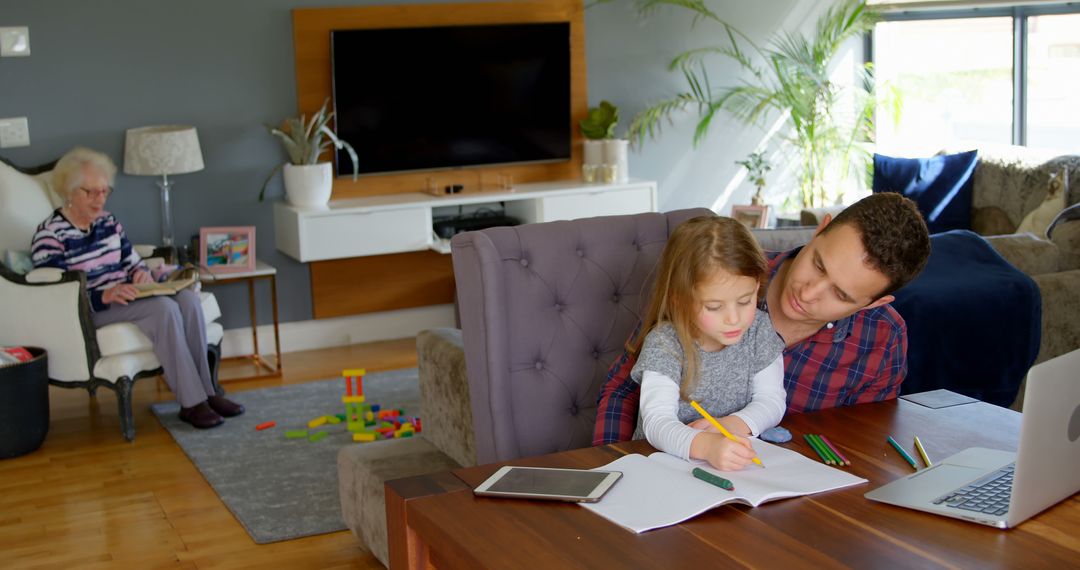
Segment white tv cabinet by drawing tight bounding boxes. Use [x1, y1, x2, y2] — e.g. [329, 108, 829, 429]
[273, 179, 657, 262]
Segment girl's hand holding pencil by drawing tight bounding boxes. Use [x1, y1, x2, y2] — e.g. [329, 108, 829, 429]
[690, 431, 759, 471]
[689, 400, 763, 471]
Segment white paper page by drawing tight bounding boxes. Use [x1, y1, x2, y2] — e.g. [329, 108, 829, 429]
[581, 440, 867, 533]
[653, 439, 867, 504]
[580, 453, 737, 533]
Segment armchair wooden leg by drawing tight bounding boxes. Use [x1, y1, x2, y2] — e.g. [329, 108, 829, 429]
[115, 377, 135, 442]
[207, 343, 223, 396]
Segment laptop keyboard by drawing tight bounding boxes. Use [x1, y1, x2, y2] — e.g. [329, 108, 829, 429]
[932, 463, 1015, 516]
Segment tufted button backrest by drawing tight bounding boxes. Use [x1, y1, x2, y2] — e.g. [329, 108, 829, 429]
[451, 208, 712, 463]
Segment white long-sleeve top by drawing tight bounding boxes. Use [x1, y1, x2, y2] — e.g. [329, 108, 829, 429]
[639, 355, 786, 461]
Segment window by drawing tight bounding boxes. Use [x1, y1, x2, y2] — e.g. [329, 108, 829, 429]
[1027, 13, 1080, 150]
[872, 5, 1080, 155]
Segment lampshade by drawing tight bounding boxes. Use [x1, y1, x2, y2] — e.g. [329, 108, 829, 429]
[123, 125, 204, 176]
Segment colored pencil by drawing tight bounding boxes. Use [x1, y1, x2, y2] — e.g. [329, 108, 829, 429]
[690, 400, 764, 467]
[810, 434, 843, 466]
[887, 435, 919, 470]
[819, 434, 852, 466]
[803, 434, 834, 465]
[913, 435, 933, 467]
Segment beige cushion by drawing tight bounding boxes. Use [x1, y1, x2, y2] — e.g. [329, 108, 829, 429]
[1016, 169, 1067, 238]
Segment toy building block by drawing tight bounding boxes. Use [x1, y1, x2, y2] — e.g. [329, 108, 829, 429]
[412, 417, 423, 432]
[336, 413, 346, 421]
[352, 432, 376, 442]
[308, 416, 328, 429]
[326, 415, 342, 424]
[342, 368, 366, 398]
[255, 421, 276, 431]
[370, 404, 381, 413]
[309, 431, 328, 442]
[342, 395, 366, 404]
[285, 430, 308, 439]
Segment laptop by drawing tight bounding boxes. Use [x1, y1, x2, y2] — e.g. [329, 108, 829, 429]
[865, 347, 1080, 528]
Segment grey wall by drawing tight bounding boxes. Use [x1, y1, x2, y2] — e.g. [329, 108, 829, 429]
[0, 0, 824, 331]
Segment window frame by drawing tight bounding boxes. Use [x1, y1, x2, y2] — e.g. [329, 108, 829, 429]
[866, 2, 1080, 146]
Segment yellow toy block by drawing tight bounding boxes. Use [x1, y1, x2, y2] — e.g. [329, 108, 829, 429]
[342, 395, 366, 404]
[326, 415, 342, 424]
[352, 432, 377, 442]
[364, 411, 374, 421]
[342, 368, 366, 377]
[307, 416, 327, 429]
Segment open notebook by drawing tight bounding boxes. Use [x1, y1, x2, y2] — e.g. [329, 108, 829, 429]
[581, 439, 866, 533]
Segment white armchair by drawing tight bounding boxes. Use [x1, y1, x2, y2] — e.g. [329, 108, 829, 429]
[0, 157, 224, 441]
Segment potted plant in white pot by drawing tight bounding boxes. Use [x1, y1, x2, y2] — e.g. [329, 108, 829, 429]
[579, 100, 628, 183]
[259, 98, 359, 207]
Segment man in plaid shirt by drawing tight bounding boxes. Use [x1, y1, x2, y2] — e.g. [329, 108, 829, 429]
[594, 193, 931, 446]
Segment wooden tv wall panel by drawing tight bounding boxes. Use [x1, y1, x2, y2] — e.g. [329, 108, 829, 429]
[292, 0, 587, 317]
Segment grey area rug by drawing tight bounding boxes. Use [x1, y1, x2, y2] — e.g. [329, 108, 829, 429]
[151, 368, 420, 544]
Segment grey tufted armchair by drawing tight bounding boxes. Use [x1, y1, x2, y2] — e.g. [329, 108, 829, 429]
[451, 207, 712, 463]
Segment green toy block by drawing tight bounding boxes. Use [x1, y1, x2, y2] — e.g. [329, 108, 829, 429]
[285, 430, 308, 439]
[308, 431, 328, 442]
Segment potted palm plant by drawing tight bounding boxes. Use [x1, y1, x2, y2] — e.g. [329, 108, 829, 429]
[259, 98, 360, 206]
[627, 0, 881, 208]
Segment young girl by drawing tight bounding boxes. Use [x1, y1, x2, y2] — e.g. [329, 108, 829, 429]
[631, 216, 786, 471]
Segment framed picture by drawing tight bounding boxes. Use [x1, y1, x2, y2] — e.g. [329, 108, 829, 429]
[199, 226, 256, 274]
[731, 205, 770, 229]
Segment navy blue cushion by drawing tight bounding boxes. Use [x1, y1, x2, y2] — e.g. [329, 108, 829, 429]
[873, 150, 977, 233]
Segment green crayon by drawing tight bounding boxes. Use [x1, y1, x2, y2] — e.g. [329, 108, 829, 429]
[692, 467, 734, 491]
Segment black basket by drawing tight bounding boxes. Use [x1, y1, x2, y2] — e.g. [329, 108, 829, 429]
[0, 347, 49, 458]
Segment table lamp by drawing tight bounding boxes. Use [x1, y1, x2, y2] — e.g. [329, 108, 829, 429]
[123, 125, 204, 247]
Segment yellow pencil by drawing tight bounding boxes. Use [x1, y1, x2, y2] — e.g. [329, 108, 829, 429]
[913, 435, 933, 467]
[690, 400, 764, 467]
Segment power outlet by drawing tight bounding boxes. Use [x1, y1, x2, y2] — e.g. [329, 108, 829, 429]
[0, 117, 30, 148]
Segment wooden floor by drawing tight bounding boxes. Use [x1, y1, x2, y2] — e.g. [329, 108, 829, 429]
[0, 338, 418, 570]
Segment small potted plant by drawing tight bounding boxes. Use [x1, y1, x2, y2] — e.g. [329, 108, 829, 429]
[579, 101, 627, 183]
[259, 98, 360, 207]
[736, 151, 772, 206]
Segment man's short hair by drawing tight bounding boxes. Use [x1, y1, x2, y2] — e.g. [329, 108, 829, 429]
[822, 192, 931, 296]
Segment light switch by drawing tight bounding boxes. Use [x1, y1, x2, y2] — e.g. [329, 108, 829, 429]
[0, 27, 31, 57]
[0, 117, 30, 148]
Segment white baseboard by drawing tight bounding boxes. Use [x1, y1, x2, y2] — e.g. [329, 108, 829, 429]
[218, 304, 457, 358]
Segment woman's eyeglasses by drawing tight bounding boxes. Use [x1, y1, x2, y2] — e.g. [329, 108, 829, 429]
[78, 186, 113, 199]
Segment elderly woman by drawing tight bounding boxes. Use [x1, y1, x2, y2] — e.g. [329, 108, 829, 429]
[30, 147, 244, 429]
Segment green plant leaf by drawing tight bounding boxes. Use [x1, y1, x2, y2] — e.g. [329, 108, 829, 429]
[580, 100, 620, 139]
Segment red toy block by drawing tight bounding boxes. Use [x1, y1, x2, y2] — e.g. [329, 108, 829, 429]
[256, 421, 276, 431]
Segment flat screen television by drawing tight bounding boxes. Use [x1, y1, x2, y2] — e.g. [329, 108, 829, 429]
[330, 22, 571, 176]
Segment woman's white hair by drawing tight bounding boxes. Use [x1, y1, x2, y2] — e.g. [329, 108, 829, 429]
[52, 147, 117, 202]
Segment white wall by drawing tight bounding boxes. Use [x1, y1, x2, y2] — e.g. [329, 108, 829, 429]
[586, 0, 860, 216]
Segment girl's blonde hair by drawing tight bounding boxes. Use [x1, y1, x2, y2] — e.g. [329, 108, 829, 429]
[632, 216, 768, 397]
[52, 147, 117, 203]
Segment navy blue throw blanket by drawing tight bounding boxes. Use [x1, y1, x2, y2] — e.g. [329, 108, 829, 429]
[891, 230, 1041, 407]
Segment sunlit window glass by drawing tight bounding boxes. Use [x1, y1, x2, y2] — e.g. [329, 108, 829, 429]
[1026, 13, 1080, 153]
[874, 17, 1013, 155]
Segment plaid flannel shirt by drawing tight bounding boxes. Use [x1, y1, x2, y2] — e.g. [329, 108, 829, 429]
[592, 248, 908, 446]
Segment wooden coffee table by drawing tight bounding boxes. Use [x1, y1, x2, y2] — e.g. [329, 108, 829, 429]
[386, 398, 1080, 568]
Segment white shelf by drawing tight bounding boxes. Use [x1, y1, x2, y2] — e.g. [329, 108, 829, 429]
[274, 178, 657, 262]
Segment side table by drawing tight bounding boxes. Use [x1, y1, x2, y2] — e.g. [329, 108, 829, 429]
[200, 260, 282, 380]
[0, 346, 49, 458]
